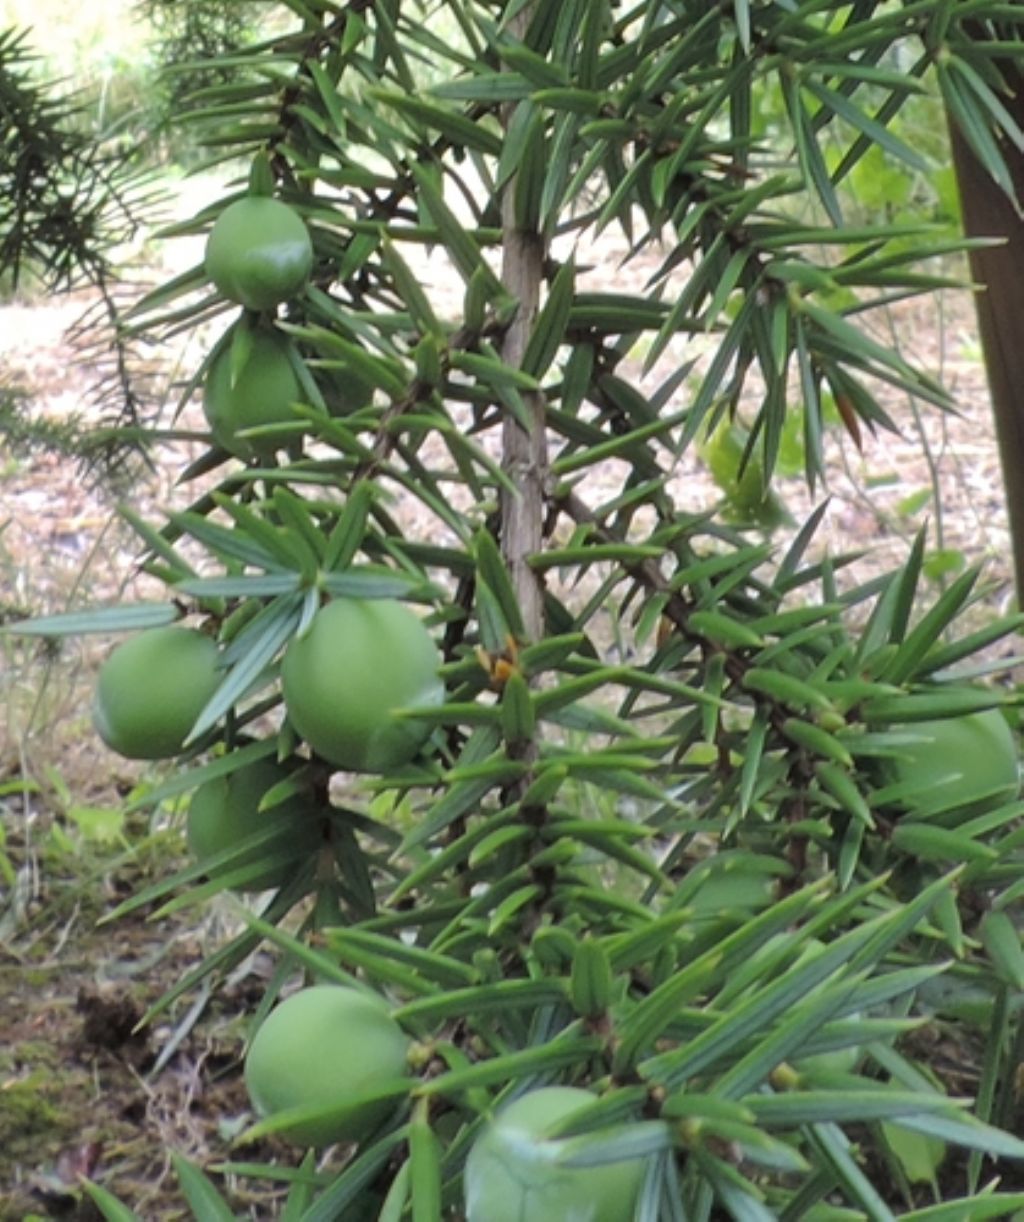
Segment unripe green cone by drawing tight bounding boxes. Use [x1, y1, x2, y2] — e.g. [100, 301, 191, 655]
[186, 759, 321, 892]
[204, 324, 303, 460]
[464, 1087, 646, 1222]
[885, 709, 1019, 814]
[205, 197, 313, 311]
[92, 627, 220, 760]
[281, 598, 444, 773]
[244, 985, 410, 1147]
[796, 1036, 862, 1077]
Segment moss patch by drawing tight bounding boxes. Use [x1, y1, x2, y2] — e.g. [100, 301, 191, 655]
[0, 1073, 70, 1161]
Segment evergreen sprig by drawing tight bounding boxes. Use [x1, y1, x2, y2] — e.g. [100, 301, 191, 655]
[11, 1, 1024, 1217]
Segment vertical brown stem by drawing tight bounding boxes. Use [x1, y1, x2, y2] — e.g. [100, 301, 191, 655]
[499, 8, 547, 646]
[947, 46, 1024, 599]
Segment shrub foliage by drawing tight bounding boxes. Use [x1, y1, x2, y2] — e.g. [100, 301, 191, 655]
[12, 1, 1024, 1217]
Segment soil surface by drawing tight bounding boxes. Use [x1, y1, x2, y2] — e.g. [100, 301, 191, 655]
[0, 208, 1017, 1218]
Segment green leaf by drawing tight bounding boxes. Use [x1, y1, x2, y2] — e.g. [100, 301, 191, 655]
[570, 938, 614, 1018]
[373, 90, 502, 156]
[513, 106, 548, 231]
[279, 1151, 317, 1220]
[662, 1094, 756, 1124]
[642, 924, 875, 1090]
[497, 38, 569, 89]
[118, 502, 197, 580]
[409, 1100, 442, 1222]
[417, 1034, 602, 1096]
[5, 602, 181, 637]
[880, 565, 982, 685]
[474, 527, 527, 640]
[0, 777, 42, 798]
[214, 493, 314, 574]
[325, 928, 475, 991]
[187, 593, 303, 744]
[900, 1194, 1024, 1221]
[67, 804, 126, 846]
[175, 574, 302, 598]
[126, 262, 210, 322]
[519, 632, 588, 674]
[552, 820, 665, 884]
[120, 742, 275, 822]
[532, 86, 606, 115]
[463, 264, 493, 331]
[696, 1149, 776, 1220]
[488, 882, 543, 934]
[896, 1110, 1024, 1160]
[558, 1121, 670, 1168]
[301, 327, 409, 399]
[567, 291, 672, 333]
[170, 1153, 236, 1222]
[749, 602, 843, 637]
[432, 72, 530, 102]
[450, 349, 540, 391]
[922, 549, 967, 583]
[402, 769, 514, 852]
[468, 823, 533, 869]
[738, 708, 769, 819]
[606, 913, 692, 975]
[411, 163, 504, 293]
[381, 238, 443, 339]
[979, 911, 1024, 990]
[614, 880, 831, 1075]
[897, 488, 933, 518]
[741, 668, 835, 716]
[273, 488, 328, 566]
[320, 568, 422, 599]
[744, 1089, 962, 1127]
[500, 669, 535, 745]
[243, 1078, 411, 1145]
[391, 805, 512, 905]
[552, 408, 687, 477]
[782, 718, 853, 769]
[231, 906, 363, 993]
[376, 1159, 411, 1222]
[532, 543, 664, 569]
[732, 0, 751, 52]
[803, 301, 933, 393]
[80, 1181, 143, 1222]
[805, 1122, 896, 1221]
[861, 687, 1006, 724]
[168, 509, 282, 573]
[323, 481, 374, 572]
[688, 609, 764, 651]
[803, 79, 930, 173]
[814, 762, 874, 828]
[781, 69, 841, 226]
[396, 978, 568, 1028]
[297, 1129, 409, 1222]
[939, 62, 1015, 199]
[879, 1121, 945, 1186]
[522, 257, 575, 378]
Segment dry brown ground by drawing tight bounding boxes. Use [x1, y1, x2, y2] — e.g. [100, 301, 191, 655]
[0, 224, 1017, 1217]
